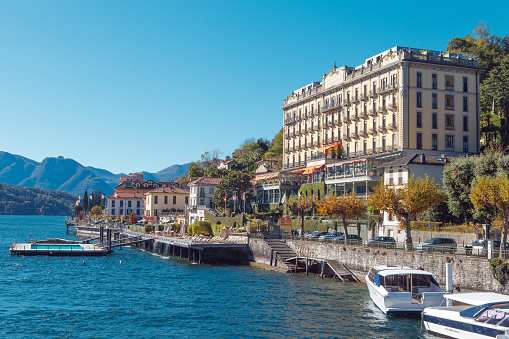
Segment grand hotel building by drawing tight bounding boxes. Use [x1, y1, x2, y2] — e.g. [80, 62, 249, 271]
[255, 46, 480, 207]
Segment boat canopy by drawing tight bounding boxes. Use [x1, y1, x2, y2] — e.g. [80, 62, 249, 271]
[377, 269, 435, 277]
[445, 292, 509, 306]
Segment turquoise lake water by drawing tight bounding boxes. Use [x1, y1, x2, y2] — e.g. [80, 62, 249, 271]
[0, 216, 438, 338]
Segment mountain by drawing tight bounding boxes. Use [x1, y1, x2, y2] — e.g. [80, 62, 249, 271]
[156, 163, 191, 181]
[0, 152, 38, 185]
[0, 151, 190, 197]
[0, 181, 77, 215]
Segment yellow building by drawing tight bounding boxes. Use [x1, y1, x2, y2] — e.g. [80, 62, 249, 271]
[145, 187, 190, 222]
[282, 47, 480, 170]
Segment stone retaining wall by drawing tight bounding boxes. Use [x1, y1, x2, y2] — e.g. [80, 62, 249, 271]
[285, 240, 502, 292]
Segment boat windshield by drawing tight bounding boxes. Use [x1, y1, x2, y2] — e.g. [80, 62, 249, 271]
[476, 308, 509, 327]
[383, 274, 441, 293]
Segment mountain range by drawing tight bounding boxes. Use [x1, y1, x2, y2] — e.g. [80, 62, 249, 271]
[0, 151, 190, 197]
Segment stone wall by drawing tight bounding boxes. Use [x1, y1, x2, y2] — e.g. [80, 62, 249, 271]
[285, 240, 501, 292]
[247, 238, 291, 269]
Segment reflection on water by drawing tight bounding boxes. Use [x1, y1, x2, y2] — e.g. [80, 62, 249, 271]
[0, 216, 437, 338]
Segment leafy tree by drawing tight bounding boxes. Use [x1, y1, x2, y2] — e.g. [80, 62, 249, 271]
[316, 193, 366, 244]
[212, 171, 252, 212]
[91, 205, 102, 220]
[287, 195, 314, 237]
[204, 165, 218, 178]
[264, 128, 284, 158]
[489, 258, 509, 292]
[188, 162, 204, 178]
[232, 139, 270, 172]
[443, 156, 476, 222]
[471, 175, 509, 256]
[369, 175, 444, 249]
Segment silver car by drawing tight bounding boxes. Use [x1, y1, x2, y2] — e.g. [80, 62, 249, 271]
[417, 238, 457, 253]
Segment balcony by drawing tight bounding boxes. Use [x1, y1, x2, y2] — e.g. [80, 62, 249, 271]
[352, 113, 360, 121]
[445, 85, 454, 91]
[352, 96, 360, 104]
[353, 132, 360, 139]
[388, 82, 398, 91]
[360, 93, 368, 101]
[343, 115, 351, 123]
[360, 111, 368, 119]
[313, 125, 319, 131]
[368, 127, 378, 134]
[387, 103, 397, 111]
[360, 130, 368, 137]
[313, 141, 320, 146]
[345, 133, 351, 140]
[369, 90, 377, 98]
[377, 105, 387, 114]
[344, 99, 352, 106]
[322, 102, 341, 113]
[368, 109, 377, 117]
[379, 85, 390, 94]
[378, 125, 387, 133]
[388, 123, 397, 130]
[284, 117, 295, 125]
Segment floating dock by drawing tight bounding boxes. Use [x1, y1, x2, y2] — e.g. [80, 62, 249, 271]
[10, 238, 112, 256]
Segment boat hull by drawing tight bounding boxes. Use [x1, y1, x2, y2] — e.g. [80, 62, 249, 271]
[423, 311, 507, 339]
[366, 276, 444, 316]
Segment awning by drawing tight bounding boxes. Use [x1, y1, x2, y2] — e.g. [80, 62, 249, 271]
[255, 173, 279, 181]
[317, 142, 342, 152]
[302, 165, 325, 175]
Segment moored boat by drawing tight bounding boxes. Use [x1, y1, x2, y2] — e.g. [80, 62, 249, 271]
[422, 292, 509, 338]
[366, 265, 444, 316]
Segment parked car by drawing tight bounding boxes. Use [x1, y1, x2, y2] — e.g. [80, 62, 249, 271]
[305, 231, 328, 239]
[318, 232, 344, 242]
[416, 238, 457, 253]
[472, 239, 509, 256]
[333, 234, 363, 244]
[366, 236, 396, 248]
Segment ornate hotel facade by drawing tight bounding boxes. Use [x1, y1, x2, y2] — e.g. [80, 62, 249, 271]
[255, 47, 480, 208]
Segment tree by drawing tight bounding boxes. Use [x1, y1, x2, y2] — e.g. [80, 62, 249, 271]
[204, 165, 218, 178]
[287, 195, 314, 237]
[369, 175, 444, 249]
[212, 171, 252, 212]
[443, 156, 476, 222]
[188, 162, 204, 178]
[264, 128, 284, 158]
[232, 139, 270, 172]
[91, 205, 102, 220]
[316, 193, 367, 244]
[471, 175, 509, 257]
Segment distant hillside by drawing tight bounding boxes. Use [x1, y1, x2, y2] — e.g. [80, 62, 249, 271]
[156, 163, 191, 181]
[0, 151, 190, 196]
[0, 182, 77, 215]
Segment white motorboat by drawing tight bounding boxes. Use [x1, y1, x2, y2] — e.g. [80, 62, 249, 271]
[422, 292, 509, 338]
[366, 265, 444, 316]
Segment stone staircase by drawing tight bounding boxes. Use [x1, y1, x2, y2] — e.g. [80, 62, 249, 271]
[264, 239, 298, 271]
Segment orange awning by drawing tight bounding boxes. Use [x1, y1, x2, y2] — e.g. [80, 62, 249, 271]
[317, 142, 342, 152]
[255, 173, 279, 181]
[302, 165, 324, 175]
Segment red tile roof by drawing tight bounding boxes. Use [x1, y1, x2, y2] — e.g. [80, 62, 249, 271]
[145, 187, 190, 195]
[188, 177, 222, 186]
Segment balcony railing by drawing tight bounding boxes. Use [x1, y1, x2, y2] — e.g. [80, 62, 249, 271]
[369, 90, 377, 98]
[377, 105, 387, 114]
[368, 109, 377, 116]
[360, 111, 368, 119]
[378, 125, 387, 133]
[445, 85, 454, 91]
[388, 123, 397, 130]
[352, 113, 359, 121]
[344, 99, 351, 106]
[368, 127, 377, 134]
[360, 93, 368, 101]
[343, 116, 351, 122]
[360, 130, 368, 137]
[387, 103, 397, 111]
[352, 96, 360, 104]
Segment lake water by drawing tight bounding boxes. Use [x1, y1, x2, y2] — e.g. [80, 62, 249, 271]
[0, 216, 438, 338]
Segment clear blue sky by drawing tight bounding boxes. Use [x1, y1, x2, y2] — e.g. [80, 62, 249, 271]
[0, 0, 507, 174]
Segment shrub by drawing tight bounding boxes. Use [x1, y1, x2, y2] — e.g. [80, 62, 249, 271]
[410, 221, 441, 232]
[489, 258, 509, 291]
[190, 221, 213, 236]
[170, 223, 180, 231]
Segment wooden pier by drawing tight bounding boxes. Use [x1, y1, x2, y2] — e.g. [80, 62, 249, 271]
[286, 256, 360, 282]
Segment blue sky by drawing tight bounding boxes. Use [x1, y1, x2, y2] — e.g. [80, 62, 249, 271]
[0, 0, 507, 174]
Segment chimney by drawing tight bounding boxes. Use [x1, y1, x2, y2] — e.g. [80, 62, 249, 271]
[420, 153, 425, 163]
